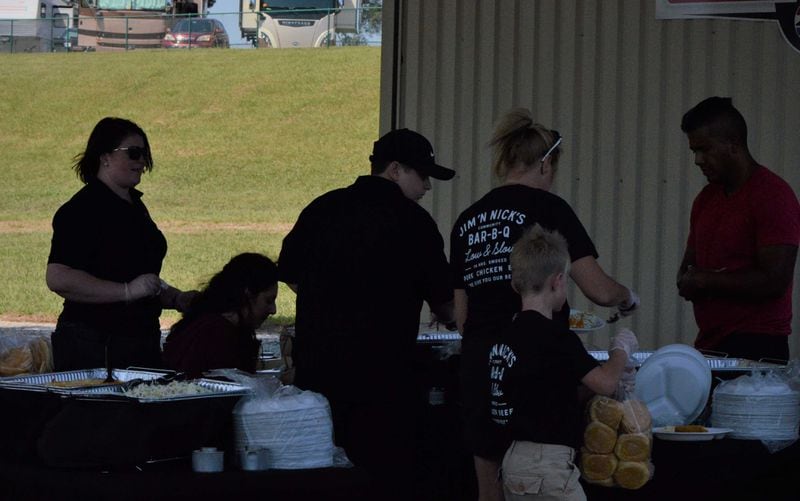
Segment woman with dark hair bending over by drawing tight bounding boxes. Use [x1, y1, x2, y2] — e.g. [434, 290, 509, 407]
[163, 253, 278, 375]
[449, 108, 640, 500]
[47, 117, 196, 371]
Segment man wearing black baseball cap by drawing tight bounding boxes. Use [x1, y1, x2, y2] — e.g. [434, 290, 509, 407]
[370, 128, 456, 185]
[278, 128, 455, 499]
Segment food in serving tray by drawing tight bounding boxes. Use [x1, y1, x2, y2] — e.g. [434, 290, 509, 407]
[47, 378, 119, 388]
[122, 380, 212, 399]
[569, 310, 593, 329]
[581, 396, 654, 490]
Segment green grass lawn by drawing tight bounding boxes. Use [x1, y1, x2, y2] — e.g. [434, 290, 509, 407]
[0, 47, 381, 326]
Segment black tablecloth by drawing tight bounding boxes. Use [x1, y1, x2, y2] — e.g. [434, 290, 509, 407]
[583, 436, 800, 501]
[0, 459, 371, 501]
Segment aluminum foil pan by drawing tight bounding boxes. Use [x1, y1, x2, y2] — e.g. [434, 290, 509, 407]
[0, 368, 165, 393]
[417, 332, 462, 344]
[589, 351, 653, 366]
[706, 358, 784, 371]
[0, 369, 251, 402]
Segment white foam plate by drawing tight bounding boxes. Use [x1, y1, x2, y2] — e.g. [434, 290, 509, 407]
[634, 344, 712, 427]
[653, 427, 732, 441]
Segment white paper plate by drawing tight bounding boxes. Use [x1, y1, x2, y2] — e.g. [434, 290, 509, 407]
[634, 344, 712, 427]
[569, 309, 606, 332]
[653, 427, 732, 441]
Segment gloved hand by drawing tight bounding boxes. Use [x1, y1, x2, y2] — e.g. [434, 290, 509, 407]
[126, 273, 160, 302]
[609, 328, 639, 358]
[618, 288, 640, 317]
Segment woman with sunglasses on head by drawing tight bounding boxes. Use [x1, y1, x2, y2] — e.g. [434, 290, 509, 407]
[449, 108, 639, 501]
[163, 253, 278, 377]
[46, 117, 196, 371]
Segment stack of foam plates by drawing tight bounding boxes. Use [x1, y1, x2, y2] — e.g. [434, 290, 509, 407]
[233, 389, 336, 469]
[634, 344, 712, 427]
[711, 375, 800, 441]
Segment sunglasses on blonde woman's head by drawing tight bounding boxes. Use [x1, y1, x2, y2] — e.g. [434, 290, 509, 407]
[112, 146, 147, 161]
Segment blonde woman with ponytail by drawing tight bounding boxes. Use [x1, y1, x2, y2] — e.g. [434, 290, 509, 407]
[449, 108, 639, 501]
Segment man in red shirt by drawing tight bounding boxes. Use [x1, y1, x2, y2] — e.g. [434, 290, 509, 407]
[677, 97, 800, 361]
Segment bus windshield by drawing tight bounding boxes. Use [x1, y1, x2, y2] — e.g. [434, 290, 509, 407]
[259, 0, 336, 20]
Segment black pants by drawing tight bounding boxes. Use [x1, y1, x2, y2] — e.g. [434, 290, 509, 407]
[52, 320, 163, 371]
[712, 332, 790, 362]
[328, 397, 419, 501]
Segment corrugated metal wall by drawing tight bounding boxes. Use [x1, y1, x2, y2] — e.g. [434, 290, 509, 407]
[380, 0, 800, 355]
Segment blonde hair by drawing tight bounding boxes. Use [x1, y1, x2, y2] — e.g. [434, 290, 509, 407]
[510, 224, 570, 295]
[489, 108, 561, 180]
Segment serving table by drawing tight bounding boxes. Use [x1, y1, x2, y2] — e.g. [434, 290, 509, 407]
[0, 458, 371, 501]
[583, 436, 800, 500]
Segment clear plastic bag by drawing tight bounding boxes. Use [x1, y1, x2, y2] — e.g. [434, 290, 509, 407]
[580, 372, 654, 490]
[0, 332, 53, 376]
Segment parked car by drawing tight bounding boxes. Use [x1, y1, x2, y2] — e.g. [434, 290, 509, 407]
[162, 18, 230, 49]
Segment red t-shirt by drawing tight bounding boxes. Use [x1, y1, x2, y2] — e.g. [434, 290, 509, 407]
[687, 166, 800, 350]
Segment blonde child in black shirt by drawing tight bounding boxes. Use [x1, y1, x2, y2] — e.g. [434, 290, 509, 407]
[489, 225, 638, 500]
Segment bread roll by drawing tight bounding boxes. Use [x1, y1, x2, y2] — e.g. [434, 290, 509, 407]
[613, 461, 650, 490]
[588, 395, 625, 430]
[580, 447, 618, 481]
[614, 433, 650, 462]
[588, 476, 615, 487]
[620, 399, 651, 433]
[0, 346, 33, 376]
[584, 420, 617, 454]
[31, 337, 53, 373]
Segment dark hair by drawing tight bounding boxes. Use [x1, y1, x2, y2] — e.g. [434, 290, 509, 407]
[370, 158, 392, 175]
[680, 97, 748, 145]
[174, 253, 278, 328]
[73, 117, 154, 183]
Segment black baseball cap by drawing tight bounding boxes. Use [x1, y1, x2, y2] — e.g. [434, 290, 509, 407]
[369, 128, 456, 181]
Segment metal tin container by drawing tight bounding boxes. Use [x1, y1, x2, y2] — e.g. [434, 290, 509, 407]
[588, 351, 654, 367]
[416, 332, 463, 344]
[0, 369, 251, 469]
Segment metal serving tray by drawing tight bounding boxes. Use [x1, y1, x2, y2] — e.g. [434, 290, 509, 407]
[417, 332, 463, 344]
[589, 351, 654, 366]
[0, 368, 165, 393]
[0, 369, 251, 402]
[705, 358, 784, 371]
[587, 352, 784, 372]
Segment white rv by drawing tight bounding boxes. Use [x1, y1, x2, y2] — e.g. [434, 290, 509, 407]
[76, 0, 204, 51]
[0, 0, 76, 52]
[239, 0, 360, 48]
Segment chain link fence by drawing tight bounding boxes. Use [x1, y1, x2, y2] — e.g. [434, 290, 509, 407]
[0, 5, 381, 53]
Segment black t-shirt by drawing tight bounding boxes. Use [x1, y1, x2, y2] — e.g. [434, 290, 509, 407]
[450, 184, 598, 338]
[489, 310, 599, 449]
[278, 175, 453, 402]
[48, 181, 166, 334]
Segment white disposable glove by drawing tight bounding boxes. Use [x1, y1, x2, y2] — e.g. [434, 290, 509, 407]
[126, 273, 160, 302]
[609, 328, 639, 358]
[618, 288, 640, 317]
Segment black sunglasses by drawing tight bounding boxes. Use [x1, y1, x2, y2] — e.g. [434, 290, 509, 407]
[112, 146, 147, 161]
